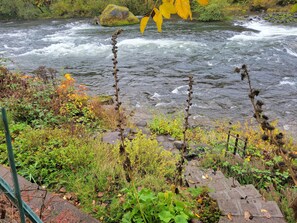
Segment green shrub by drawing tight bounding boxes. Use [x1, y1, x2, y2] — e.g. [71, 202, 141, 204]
[0, 128, 95, 187]
[125, 132, 178, 179]
[290, 3, 297, 12]
[149, 114, 184, 139]
[0, 0, 42, 19]
[120, 188, 194, 223]
[194, 0, 230, 21]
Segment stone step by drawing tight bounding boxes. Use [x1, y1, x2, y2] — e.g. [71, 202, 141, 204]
[219, 216, 287, 223]
[217, 198, 284, 218]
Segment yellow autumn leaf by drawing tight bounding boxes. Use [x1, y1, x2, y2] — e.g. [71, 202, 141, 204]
[197, 0, 209, 6]
[197, 198, 203, 204]
[153, 8, 163, 32]
[160, 2, 177, 19]
[175, 0, 191, 20]
[140, 16, 150, 34]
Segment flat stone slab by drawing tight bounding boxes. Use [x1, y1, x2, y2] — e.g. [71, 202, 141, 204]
[217, 198, 284, 218]
[219, 216, 287, 223]
[209, 184, 261, 201]
[240, 184, 262, 199]
[0, 165, 100, 223]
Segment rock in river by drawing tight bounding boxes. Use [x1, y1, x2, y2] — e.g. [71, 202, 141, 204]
[99, 4, 139, 27]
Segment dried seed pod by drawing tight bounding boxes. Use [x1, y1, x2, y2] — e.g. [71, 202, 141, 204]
[275, 133, 283, 140]
[256, 100, 264, 106]
[234, 67, 241, 73]
[262, 134, 269, 141]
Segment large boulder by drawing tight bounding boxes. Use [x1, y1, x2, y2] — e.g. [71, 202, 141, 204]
[99, 4, 139, 26]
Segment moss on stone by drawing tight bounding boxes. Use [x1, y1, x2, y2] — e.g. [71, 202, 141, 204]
[99, 4, 139, 27]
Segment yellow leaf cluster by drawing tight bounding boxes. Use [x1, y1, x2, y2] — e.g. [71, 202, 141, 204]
[140, 0, 209, 34]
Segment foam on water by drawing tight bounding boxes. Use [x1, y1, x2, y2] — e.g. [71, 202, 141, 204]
[150, 93, 162, 100]
[4, 45, 23, 51]
[285, 47, 297, 57]
[279, 80, 296, 86]
[118, 38, 205, 49]
[172, 85, 188, 94]
[155, 101, 176, 107]
[20, 42, 110, 57]
[230, 21, 297, 41]
[279, 77, 296, 86]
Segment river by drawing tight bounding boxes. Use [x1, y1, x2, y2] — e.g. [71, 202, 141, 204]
[0, 18, 297, 135]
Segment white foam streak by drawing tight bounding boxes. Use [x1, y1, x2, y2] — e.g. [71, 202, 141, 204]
[150, 93, 161, 100]
[279, 80, 296, 86]
[20, 43, 110, 57]
[230, 21, 297, 41]
[118, 38, 204, 49]
[172, 85, 188, 94]
[286, 47, 297, 57]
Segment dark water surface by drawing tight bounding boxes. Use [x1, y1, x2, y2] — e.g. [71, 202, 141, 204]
[1, 19, 297, 134]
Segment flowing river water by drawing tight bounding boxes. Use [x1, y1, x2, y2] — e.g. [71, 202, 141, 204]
[0, 18, 297, 135]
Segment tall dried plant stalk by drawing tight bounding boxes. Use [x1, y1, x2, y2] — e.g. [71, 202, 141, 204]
[176, 76, 194, 186]
[111, 29, 132, 182]
[235, 64, 297, 186]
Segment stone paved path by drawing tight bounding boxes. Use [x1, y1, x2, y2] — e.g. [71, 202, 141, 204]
[184, 159, 287, 223]
[0, 165, 99, 223]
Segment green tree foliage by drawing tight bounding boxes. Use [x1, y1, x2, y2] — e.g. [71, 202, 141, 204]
[194, 0, 230, 21]
[0, 0, 42, 19]
[50, 0, 154, 18]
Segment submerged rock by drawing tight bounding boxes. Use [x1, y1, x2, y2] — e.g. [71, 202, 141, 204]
[99, 4, 139, 27]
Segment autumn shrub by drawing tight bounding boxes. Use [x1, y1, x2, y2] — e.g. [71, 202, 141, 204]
[0, 67, 113, 129]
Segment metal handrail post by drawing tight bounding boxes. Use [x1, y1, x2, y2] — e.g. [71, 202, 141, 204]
[1, 107, 26, 223]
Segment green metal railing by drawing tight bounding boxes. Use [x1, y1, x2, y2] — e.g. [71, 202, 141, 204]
[0, 107, 43, 223]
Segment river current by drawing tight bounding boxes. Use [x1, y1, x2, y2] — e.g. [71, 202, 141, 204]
[0, 19, 297, 134]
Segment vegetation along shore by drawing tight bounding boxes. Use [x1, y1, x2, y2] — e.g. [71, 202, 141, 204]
[0, 0, 297, 222]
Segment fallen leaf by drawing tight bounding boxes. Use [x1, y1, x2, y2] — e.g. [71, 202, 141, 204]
[92, 200, 96, 205]
[244, 211, 253, 220]
[188, 179, 195, 184]
[101, 203, 108, 208]
[202, 174, 209, 179]
[119, 196, 125, 203]
[97, 192, 104, 198]
[261, 209, 271, 219]
[227, 212, 233, 221]
[197, 198, 203, 204]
